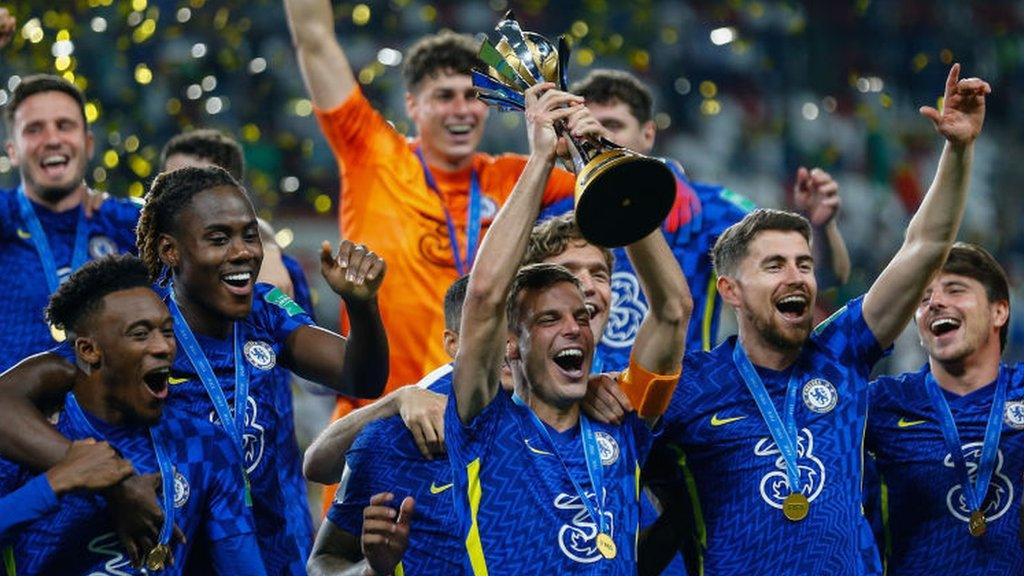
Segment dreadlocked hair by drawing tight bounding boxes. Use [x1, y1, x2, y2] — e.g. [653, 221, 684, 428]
[137, 166, 241, 285]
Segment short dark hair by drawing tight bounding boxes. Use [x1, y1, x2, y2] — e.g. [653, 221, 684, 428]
[712, 209, 812, 277]
[3, 74, 87, 133]
[524, 214, 614, 271]
[46, 255, 152, 335]
[506, 263, 582, 333]
[942, 242, 1011, 350]
[570, 69, 654, 125]
[402, 31, 482, 92]
[136, 166, 243, 285]
[444, 275, 470, 332]
[160, 129, 245, 181]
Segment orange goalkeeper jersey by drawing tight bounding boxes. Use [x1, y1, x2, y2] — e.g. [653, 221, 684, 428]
[315, 87, 575, 404]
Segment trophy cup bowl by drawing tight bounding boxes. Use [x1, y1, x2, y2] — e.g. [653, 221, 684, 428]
[474, 11, 676, 248]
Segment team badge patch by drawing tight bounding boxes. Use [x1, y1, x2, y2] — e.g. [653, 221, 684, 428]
[243, 340, 276, 370]
[801, 378, 838, 414]
[173, 470, 190, 508]
[88, 235, 118, 259]
[1004, 401, 1024, 430]
[595, 431, 619, 466]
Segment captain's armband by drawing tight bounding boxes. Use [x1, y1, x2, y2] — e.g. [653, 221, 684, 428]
[616, 357, 680, 419]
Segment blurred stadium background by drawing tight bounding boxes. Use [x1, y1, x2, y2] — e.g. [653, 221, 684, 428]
[2, 0, 1023, 465]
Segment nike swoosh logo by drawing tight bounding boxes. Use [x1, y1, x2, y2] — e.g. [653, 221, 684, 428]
[710, 413, 747, 427]
[897, 417, 927, 428]
[16, 228, 31, 239]
[168, 376, 190, 385]
[524, 439, 553, 456]
[429, 482, 453, 494]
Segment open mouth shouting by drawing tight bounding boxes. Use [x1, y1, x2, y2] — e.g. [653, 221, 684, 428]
[143, 366, 171, 400]
[221, 270, 254, 296]
[928, 316, 962, 339]
[774, 292, 810, 323]
[39, 153, 71, 179]
[552, 346, 586, 380]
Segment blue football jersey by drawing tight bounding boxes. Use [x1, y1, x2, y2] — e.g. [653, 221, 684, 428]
[867, 363, 1024, 575]
[0, 190, 140, 371]
[272, 253, 317, 561]
[327, 364, 460, 574]
[445, 385, 653, 574]
[0, 394, 254, 575]
[660, 296, 886, 575]
[158, 282, 314, 576]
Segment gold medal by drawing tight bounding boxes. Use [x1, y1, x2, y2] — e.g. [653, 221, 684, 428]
[49, 323, 65, 343]
[595, 532, 617, 559]
[969, 510, 987, 537]
[145, 543, 170, 572]
[783, 492, 810, 522]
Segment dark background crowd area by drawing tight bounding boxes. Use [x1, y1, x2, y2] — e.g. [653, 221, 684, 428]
[3, 0, 1024, 368]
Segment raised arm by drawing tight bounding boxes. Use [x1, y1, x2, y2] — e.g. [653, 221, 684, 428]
[792, 167, 851, 287]
[626, 230, 692, 375]
[453, 85, 593, 423]
[284, 0, 357, 110]
[285, 240, 389, 399]
[863, 64, 989, 347]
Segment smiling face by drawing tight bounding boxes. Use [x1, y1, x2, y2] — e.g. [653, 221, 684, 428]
[510, 281, 595, 410]
[405, 71, 489, 170]
[162, 185, 263, 329]
[541, 241, 611, 342]
[721, 230, 817, 352]
[6, 90, 93, 205]
[88, 287, 175, 425]
[915, 272, 1008, 365]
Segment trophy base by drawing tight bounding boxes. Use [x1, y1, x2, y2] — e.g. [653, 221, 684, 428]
[574, 150, 676, 248]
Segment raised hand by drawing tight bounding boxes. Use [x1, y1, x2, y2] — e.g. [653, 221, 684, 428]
[524, 82, 584, 161]
[362, 492, 415, 576]
[919, 63, 991, 148]
[320, 239, 386, 302]
[396, 386, 448, 459]
[793, 167, 841, 227]
[45, 438, 134, 494]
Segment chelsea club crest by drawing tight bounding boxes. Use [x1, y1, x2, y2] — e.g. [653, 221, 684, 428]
[802, 378, 838, 414]
[173, 470, 190, 508]
[595, 431, 619, 466]
[1004, 401, 1024, 430]
[243, 340, 276, 370]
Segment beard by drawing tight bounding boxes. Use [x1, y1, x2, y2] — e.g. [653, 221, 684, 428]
[22, 163, 86, 205]
[747, 308, 811, 352]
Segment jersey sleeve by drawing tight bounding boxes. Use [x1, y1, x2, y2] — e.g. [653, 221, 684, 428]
[443, 388, 508, 470]
[0, 473, 57, 541]
[255, 283, 315, 343]
[658, 352, 703, 443]
[209, 533, 268, 576]
[281, 253, 315, 323]
[106, 197, 143, 256]
[812, 295, 889, 376]
[202, 434, 257, 541]
[702, 185, 755, 237]
[326, 421, 393, 536]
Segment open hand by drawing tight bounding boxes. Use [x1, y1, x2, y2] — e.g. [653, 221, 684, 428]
[362, 492, 415, 576]
[793, 167, 841, 227]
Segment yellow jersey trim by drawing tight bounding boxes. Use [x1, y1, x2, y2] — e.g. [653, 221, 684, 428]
[465, 458, 489, 576]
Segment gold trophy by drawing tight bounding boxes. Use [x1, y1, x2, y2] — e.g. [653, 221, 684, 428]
[474, 11, 676, 247]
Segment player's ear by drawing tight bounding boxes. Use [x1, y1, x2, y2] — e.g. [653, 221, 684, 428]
[443, 329, 459, 360]
[75, 335, 102, 370]
[992, 299, 1010, 331]
[717, 274, 742, 307]
[157, 233, 179, 270]
[506, 335, 520, 361]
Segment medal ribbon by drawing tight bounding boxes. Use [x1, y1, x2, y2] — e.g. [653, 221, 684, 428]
[167, 290, 253, 505]
[511, 393, 609, 537]
[64, 393, 175, 547]
[924, 369, 1008, 517]
[415, 147, 482, 276]
[732, 342, 804, 495]
[16, 185, 90, 294]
